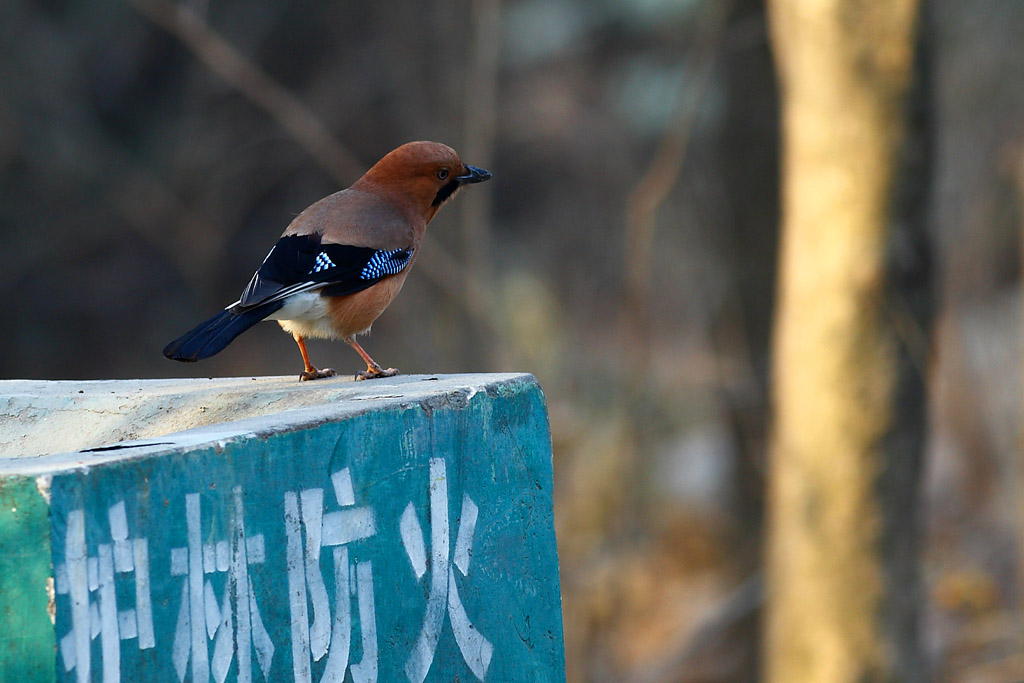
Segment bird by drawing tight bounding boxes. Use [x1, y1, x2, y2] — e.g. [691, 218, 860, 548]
[163, 141, 492, 381]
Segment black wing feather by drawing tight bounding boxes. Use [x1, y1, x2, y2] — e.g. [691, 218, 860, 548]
[163, 234, 413, 363]
[237, 234, 412, 309]
[163, 301, 284, 361]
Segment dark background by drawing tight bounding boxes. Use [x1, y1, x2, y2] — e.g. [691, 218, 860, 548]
[2, 0, 1022, 679]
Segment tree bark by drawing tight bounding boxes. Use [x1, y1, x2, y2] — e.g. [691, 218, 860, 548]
[765, 0, 924, 680]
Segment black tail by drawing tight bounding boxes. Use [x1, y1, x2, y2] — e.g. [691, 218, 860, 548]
[163, 302, 283, 362]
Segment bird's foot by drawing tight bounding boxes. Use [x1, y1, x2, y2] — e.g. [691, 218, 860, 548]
[354, 366, 400, 381]
[299, 367, 336, 381]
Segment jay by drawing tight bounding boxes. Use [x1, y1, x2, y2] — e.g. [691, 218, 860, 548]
[163, 141, 491, 380]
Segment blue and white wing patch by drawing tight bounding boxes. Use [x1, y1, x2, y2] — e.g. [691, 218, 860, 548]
[312, 251, 336, 273]
[360, 248, 412, 280]
[235, 234, 415, 309]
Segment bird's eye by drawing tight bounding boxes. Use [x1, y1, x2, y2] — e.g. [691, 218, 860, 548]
[437, 168, 449, 180]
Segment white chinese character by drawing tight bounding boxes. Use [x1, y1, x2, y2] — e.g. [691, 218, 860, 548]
[285, 468, 378, 683]
[401, 458, 493, 683]
[56, 501, 155, 683]
[169, 488, 274, 682]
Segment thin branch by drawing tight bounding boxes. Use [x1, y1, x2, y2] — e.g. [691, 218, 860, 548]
[630, 574, 763, 683]
[126, 0, 365, 184]
[458, 0, 503, 364]
[1015, 146, 1024, 633]
[125, 0, 497, 332]
[621, 0, 734, 347]
[460, 0, 501, 285]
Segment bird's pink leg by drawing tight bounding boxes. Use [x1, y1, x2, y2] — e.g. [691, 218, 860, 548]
[294, 336, 336, 381]
[345, 336, 399, 380]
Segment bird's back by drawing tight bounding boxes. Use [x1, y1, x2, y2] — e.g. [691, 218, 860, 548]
[283, 188, 420, 250]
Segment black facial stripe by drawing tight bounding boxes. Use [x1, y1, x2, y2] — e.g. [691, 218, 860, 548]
[431, 179, 461, 207]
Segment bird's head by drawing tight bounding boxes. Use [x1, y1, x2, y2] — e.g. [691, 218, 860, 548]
[355, 141, 492, 220]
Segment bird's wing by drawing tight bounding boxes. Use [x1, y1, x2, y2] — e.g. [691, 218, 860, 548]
[233, 233, 413, 310]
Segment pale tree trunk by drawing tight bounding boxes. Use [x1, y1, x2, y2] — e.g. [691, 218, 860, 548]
[765, 0, 924, 681]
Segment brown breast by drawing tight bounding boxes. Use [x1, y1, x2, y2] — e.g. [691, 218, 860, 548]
[325, 271, 410, 339]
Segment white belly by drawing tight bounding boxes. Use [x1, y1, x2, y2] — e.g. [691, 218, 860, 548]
[266, 291, 339, 339]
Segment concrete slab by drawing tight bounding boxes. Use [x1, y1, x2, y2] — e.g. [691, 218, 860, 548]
[0, 373, 528, 463]
[0, 373, 565, 682]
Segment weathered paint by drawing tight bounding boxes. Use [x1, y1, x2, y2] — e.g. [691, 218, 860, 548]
[1, 373, 565, 682]
[0, 476, 57, 681]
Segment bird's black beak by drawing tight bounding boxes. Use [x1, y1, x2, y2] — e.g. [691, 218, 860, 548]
[456, 165, 492, 184]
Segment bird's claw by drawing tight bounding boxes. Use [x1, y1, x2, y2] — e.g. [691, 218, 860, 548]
[354, 367, 400, 381]
[299, 367, 336, 381]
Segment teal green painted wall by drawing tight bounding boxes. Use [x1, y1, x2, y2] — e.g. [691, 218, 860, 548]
[42, 378, 564, 681]
[0, 476, 56, 682]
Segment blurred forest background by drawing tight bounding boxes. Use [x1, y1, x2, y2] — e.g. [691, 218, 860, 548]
[2, 0, 1023, 680]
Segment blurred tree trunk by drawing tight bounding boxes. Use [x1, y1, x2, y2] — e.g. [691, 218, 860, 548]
[765, 0, 926, 681]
